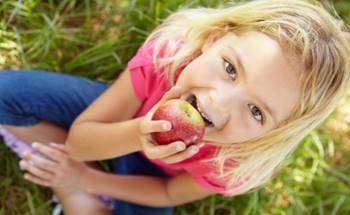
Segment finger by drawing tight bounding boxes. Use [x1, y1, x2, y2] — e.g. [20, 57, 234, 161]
[141, 140, 186, 159]
[23, 151, 57, 173]
[145, 86, 183, 121]
[161, 145, 200, 164]
[140, 120, 172, 134]
[161, 86, 183, 101]
[32, 142, 66, 163]
[19, 160, 53, 180]
[49, 142, 68, 154]
[23, 173, 52, 187]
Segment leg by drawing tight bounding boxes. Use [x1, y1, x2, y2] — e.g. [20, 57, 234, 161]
[0, 70, 112, 215]
[2, 121, 67, 146]
[2, 121, 111, 215]
[111, 153, 174, 215]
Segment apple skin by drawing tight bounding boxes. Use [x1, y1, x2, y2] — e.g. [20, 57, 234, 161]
[151, 99, 205, 146]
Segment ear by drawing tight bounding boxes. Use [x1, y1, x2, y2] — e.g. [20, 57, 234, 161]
[201, 32, 222, 52]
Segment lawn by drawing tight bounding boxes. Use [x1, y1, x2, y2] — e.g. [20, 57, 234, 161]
[1, 0, 350, 214]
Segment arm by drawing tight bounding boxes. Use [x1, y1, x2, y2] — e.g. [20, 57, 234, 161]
[67, 118, 143, 161]
[22, 142, 214, 207]
[66, 69, 192, 162]
[66, 69, 143, 161]
[84, 169, 214, 207]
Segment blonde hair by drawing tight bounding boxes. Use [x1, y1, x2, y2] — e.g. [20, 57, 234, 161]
[145, 0, 350, 196]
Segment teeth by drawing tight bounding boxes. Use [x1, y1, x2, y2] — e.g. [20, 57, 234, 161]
[196, 102, 213, 124]
[186, 93, 213, 125]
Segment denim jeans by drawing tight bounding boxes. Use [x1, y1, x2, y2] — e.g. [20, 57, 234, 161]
[0, 70, 173, 215]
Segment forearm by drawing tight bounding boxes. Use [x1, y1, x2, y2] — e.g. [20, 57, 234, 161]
[66, 118, 142, 161]
[84, 168, 178, 207]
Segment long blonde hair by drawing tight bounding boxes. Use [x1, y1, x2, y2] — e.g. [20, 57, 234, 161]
[145, 0, 350, 196]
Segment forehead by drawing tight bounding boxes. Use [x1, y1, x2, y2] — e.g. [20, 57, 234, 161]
[216, 31, 302, 124]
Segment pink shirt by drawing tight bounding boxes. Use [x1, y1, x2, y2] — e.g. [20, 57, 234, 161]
[127, 40, 243, 196]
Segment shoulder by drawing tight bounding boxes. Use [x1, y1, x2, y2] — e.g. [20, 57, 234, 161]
[126, 39, 186, 101]
[128, 39, 178, 70]
[128, 40, 157, 70]
[126, 39, 171, 101]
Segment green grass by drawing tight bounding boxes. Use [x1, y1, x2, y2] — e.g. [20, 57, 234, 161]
[1, 0, 350, 214]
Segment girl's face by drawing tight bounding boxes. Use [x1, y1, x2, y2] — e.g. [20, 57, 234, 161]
[176, 31, 302, 144]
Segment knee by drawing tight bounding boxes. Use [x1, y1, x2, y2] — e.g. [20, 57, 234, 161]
[0, 71, 48, 126]
[0, 71, 36, 111]
[0, 71, 24, 103]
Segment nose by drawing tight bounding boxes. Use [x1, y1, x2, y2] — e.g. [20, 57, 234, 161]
[209, 89, 229, 112]
[208, 90, 231, 128]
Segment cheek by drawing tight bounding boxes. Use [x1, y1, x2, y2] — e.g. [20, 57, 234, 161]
[220, 113, 250, 142]
[179, 56, 220, 86]
[219, 110, 264, 143]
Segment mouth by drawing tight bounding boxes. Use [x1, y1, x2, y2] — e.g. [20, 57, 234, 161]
[186, 94, 214, 128]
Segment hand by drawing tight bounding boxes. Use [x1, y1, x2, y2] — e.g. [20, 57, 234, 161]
[19, 142, 89, 191]
[138, 86, 204, 164]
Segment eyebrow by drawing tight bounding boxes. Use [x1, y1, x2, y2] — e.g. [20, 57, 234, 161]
[227, 46, 277, 125]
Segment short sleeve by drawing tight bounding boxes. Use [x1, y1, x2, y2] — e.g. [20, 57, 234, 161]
[127, 41, 154, 101]
[127, 40, 166, 102]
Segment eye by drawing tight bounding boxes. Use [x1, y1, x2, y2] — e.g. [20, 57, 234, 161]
[248, 104, 265, 124]
[223, 58, 237, 81]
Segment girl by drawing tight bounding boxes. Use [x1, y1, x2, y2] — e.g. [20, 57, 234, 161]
[1, 0, 350, 214]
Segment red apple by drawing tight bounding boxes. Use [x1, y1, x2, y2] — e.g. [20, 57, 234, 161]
[151, 99, 205, 146]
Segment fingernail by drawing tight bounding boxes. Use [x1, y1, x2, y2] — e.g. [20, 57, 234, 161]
[191, 146, 199, 154]
[19, 160, 25, 167]
[163, 123, 171, 130]
[32, 142, 38, 148]
[176, 143, 185, 151]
